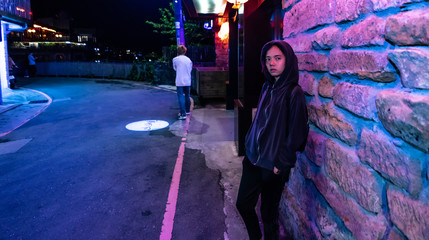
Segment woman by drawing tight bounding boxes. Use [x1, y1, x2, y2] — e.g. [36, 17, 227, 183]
[236, 40, 308, 240]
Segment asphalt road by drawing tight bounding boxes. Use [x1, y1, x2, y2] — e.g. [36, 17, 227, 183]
[0, 78, 226, 240]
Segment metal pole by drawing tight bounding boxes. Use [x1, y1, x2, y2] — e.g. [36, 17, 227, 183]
[173, 0, 185, 46]
[0, 23, 3, 105]
[227, 9, 238, 110]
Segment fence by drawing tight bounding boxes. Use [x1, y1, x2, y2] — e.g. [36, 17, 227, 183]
[35, 61, 176, 85]
[36, 62, 133, 79]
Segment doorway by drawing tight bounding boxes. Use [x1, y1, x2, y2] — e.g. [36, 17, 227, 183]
[235, 0, 282, 155]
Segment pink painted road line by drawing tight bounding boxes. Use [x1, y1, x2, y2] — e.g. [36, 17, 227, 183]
[159, 115, 190, 240]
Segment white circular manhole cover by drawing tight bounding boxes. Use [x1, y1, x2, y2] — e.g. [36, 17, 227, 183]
[126, 120, 169, 131]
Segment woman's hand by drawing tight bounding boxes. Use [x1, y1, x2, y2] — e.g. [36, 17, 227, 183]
[273, 166, 280, 175]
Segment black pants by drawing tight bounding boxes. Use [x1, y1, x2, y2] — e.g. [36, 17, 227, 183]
[236, 157, 290, 240]
[29, 65, 36, 77]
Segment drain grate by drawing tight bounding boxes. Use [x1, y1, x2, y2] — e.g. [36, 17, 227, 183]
[29, 100, 49, 104]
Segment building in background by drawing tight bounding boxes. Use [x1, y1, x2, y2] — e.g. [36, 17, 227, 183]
[8, 22, 91, 67]
[0, 0, 32, 102]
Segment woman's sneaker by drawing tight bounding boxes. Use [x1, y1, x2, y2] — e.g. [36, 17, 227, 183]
[178, 115, 187, 120]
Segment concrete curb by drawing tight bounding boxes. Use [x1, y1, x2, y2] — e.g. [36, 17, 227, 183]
[0, 103, 23, 114]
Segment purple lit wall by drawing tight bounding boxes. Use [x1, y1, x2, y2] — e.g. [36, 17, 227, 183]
[279, 0, 429, 239]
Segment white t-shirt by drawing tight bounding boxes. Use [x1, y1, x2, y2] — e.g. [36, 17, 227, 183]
[173, 55, 192, 86]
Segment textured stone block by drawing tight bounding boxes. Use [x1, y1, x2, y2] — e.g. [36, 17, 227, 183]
[305, 131, 326, 166]
[299, 72, 317, 95]
[333, 82, 378, 120]
[288, 167, 317, 217]
[335, 0, 373, 23]
[388, 48, 429, 89]
[280, 187, 321, 240]
[341, 15, 386, 47]
[387, 228, 406, 240]
[313, 26, 342, 50]
[283, 0, 335, 37]
[318, 76, 335, 98]
[385, 8, 429, 46]
[328, 50, 396, 82]
[315, 201, 355, 240]
[285, 35, 313, 53]
[308, 102, 358, 146]
[325, 139, 383, 213]
[312, 170, 388, 239]
[358, 128, 423, 196]
[376, 90, 429, 153]
[283, 0, 300, 11]
[370, 0, 426, 12]
[387, 187, 429, 240]
[296, 153, 315, 180]
[297, 53, 329, 72]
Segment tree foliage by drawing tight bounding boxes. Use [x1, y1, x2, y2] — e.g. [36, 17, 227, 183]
[146, 3, 213, 46]
[146, 3, 176, 43]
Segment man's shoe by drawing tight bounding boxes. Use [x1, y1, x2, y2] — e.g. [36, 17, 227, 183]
[178, 115, 187, 120]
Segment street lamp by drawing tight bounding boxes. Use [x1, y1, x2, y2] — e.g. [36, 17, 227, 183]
[227, 0, 248, 9]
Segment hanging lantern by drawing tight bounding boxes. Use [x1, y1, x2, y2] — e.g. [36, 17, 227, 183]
[218, 22, 229, 40]
[227, 0, 249, 9]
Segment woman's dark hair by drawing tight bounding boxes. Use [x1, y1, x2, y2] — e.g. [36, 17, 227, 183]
[260, 40, 299, 84]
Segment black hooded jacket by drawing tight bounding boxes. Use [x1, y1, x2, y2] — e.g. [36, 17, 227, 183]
[245, 40, 308, 172]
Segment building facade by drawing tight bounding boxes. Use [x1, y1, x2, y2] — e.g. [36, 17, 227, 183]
[0, 0, 31, 102]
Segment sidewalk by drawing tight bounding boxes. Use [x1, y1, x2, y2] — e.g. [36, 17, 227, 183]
[170, 103, 247, 240]
[0, 86, 248, 239]
[0, 88, 51, 137]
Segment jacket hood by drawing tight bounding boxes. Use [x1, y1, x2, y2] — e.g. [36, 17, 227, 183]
[260, 40, 299, 88]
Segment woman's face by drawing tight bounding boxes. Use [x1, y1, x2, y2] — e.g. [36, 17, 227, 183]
[265, 45, 286, 81]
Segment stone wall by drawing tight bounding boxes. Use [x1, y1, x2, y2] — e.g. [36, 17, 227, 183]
[279, 1, 429, 239]
[215, 18, 229, 69]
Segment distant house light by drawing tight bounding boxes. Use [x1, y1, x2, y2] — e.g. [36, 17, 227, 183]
[33, 24, 56, 33]
[16, 7, 25, 13]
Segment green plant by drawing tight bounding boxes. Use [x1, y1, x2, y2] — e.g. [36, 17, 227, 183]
[142, 61, 155, 83]
[128, 62, 139, 80]
[146, 3, 213, 46]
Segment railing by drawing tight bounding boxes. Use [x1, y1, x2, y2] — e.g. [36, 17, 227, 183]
[37, 62, 134, 79]
[34, 61, 176, 86]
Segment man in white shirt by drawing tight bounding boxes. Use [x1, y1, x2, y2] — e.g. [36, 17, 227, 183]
[172, 45, 193, 120]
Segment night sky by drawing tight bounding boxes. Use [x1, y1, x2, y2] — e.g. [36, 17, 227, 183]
[30, 0, 172, 54]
